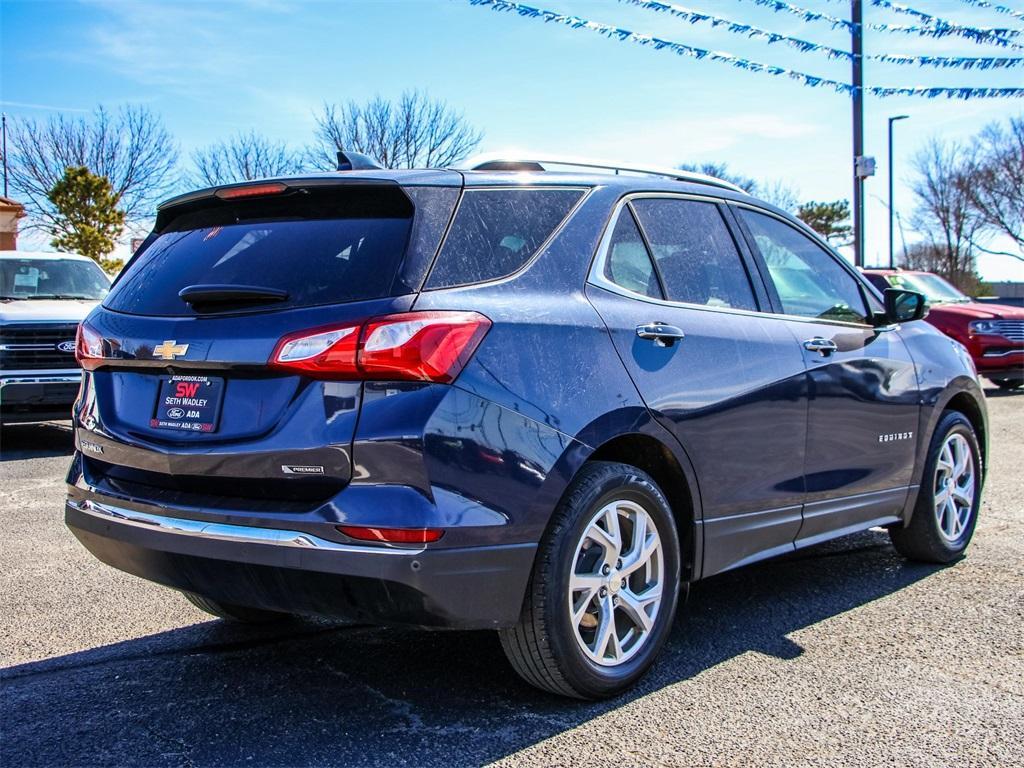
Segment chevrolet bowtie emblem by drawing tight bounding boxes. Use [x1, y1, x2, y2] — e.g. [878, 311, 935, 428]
[153, 340, 189, 360]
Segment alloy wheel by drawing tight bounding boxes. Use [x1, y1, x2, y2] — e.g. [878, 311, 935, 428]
[568, 499, 664, 666]
[933, 433, 975, 543]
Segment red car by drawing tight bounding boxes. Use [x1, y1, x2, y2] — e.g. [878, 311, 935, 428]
[863, 269, 1024, 391]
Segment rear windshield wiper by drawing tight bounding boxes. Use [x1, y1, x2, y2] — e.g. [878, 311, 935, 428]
[178, 284, 289, 307]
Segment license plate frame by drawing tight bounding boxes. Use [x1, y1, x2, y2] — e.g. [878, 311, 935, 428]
[151, 375, 225, 433]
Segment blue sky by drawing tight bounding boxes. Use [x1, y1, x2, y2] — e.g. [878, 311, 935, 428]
[2, 0, 1022, 279]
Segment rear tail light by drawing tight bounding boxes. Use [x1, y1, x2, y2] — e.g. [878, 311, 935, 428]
[270, 325, 359, 378]
[270, 311, 491, 383]
[75, 321, 105, 370]
[337, 525, 444, 544]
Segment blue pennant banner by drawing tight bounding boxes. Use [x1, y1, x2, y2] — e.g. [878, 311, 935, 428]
[738, 0, 1024, 48]
[467, 0, 1024, 98]
[867, 0, 1022, 46]
[619, 0, 1024, 69]
[953, 0, 1024, 23]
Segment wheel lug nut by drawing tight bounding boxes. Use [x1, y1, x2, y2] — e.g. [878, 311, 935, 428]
[602, 564, 611, 575]
[599, 587, 608, 597]
[616, 559, 622, 569]
[621, 578, 627, 588]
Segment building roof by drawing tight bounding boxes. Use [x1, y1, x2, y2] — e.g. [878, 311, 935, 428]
[0, 196, 27, 214]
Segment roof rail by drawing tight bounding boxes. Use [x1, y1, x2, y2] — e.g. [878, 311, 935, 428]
[458, 153, 748, 194]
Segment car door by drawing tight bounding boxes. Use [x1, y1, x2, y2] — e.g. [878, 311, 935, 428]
[733, 206, 920, 548]
[586, 195, 810, 576]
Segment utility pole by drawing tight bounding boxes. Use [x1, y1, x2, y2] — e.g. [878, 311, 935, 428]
[851, 0, 865, 267]
[2, 113, 7, 198]
[888, 114, 909, 269]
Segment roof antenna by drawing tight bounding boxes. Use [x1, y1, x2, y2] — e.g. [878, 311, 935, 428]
[336, 149, 384, 172]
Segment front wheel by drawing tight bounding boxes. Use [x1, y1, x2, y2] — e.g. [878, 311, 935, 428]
[500, 461, 681, 699]
[889, 411, 982, 563]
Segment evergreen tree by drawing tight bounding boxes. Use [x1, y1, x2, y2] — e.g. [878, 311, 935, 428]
[46, 166, 126, 268]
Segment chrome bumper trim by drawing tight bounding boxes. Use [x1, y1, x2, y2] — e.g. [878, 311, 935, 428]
[1, 373, 82, 386]
[981, 349, 1024, 358]
[67, 499, 425, 556]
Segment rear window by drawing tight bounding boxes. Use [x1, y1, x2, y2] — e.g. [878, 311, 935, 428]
[104, 187, 415, 316]
[425, 188, 584, 289]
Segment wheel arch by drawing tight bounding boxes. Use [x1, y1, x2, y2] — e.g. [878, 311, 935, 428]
[942, 390, 988, 476]
[901, 377, 989, 527]
[584, 432, 702, 582]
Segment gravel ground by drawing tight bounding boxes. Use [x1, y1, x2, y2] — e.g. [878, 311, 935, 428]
[1, 387, 1021, 767]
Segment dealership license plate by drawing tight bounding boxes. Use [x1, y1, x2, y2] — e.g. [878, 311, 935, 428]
[151, 375, 225, 432]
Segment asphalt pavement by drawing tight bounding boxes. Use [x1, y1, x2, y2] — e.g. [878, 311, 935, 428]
[1, 387, 1021, 767]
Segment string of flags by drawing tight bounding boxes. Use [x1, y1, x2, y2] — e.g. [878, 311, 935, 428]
[737, 0, 1024, 48]
[618, 0, 1024, 68]
[864, 0, 1022, 47]
[952, 0, 1024, 23]
[467, 0, 1024, 98]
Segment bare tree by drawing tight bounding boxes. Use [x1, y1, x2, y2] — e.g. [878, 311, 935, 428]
[676, 162, 757, 193]
[1, 105, 178, 228]
[190, 131, 304, 187]
[965, 115, 1024, 263]
[908, 138, 983, 286]
[759, 180, 801, 213]
[899, 241, 984, 295]
[676, 162, 798, 211]
[309, 90, 482, 169]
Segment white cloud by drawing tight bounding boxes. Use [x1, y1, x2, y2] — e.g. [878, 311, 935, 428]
[570, 111, 820, 165]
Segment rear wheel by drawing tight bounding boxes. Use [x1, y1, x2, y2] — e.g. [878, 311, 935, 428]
[889, 411, 982, 563]
[500, 461, 681, 699]
[182, 591, 290, 624]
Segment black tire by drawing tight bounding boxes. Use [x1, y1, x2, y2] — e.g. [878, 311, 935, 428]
[889, 411, 982, 564]
[991, 378, 1023, 391]
[182, 591, 290, 624]
[499, 461, 681, 699]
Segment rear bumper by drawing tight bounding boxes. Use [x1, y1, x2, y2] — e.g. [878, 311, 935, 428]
[0, 372, 81, 423]
[65, 496, 536, 629]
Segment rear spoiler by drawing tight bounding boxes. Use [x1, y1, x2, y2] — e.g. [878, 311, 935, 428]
[115, 176, 464, 293]
[153, 177, 406, 233]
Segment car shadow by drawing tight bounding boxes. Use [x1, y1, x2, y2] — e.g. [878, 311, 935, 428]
[983, 385, 1022, 399]
[0, 421, 74, 461]
[1, 529, 942, 767]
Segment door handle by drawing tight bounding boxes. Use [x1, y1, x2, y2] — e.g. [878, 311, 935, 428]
[803, 337, 838, 356]
[636, 322, 686, 347]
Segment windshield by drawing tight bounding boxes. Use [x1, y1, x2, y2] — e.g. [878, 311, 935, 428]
[0, 258, 110, 300]
[886, 272, 969, 303]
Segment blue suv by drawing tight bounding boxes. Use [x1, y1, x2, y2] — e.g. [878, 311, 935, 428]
[66, 156, 987, 699]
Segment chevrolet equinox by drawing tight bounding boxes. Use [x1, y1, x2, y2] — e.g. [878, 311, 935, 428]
[66, 156, 988, 699]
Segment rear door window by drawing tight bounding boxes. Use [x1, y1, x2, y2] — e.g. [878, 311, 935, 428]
[425, 188, 584, 289]
[104, 187, 415, 316]
[631, 199, 757, 311]
[603, 207, 663, 299]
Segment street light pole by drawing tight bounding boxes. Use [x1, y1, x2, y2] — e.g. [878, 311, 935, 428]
[888, 114, 909, 269]
[851, 0, 865, 267]
[2, 113, 7, 198]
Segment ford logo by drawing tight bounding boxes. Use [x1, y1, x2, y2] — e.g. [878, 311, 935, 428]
[167, 408, 186, 419]
[56, 340, 76, 353]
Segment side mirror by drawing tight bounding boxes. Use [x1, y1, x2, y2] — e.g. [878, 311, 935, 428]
[883, 288, 928, 323]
